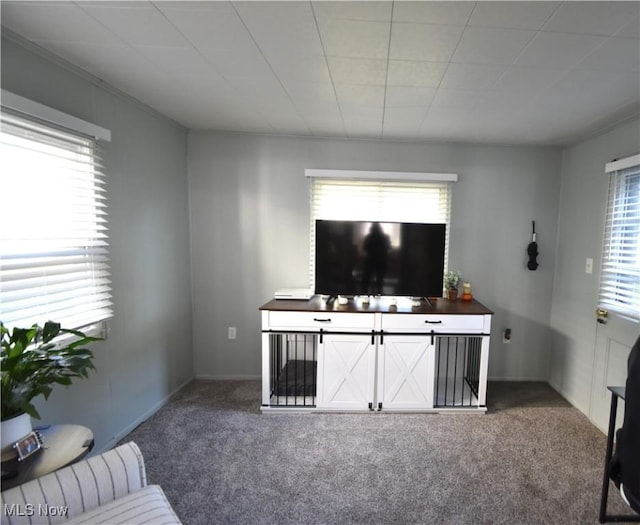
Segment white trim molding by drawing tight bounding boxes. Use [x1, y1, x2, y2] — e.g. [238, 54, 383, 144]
[1, 89, 111, 142]
[305, 169, 458, 182]
[605, 153, 640, 173]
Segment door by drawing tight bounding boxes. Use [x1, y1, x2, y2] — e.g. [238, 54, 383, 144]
[377, 336, 434, 410]
[591, 311, 639, 432]
[589, 155, 640, 432]
[316, 334, 376, 410]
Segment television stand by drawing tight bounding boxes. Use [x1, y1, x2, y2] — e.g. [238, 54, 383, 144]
[259, 296, 493, 414]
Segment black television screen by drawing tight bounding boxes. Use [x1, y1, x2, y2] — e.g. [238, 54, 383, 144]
[314, 220, 446, 298]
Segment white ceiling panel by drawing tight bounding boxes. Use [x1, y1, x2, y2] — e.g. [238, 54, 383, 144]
[155, 5, 252, 51]
[233, 1, 324, 59]
[327, 57, 387, 86]
[431, 89, 484, 110]
[284, 82, 339, 107]
[1, 0, 637, 146]
[440, 63, 506, 90]
[342, 105, 384, 122]
[476, 90, 533, 112]
[615, 15, 640, 38]
[299, 103, 344, 123]
[577, 37, 640, 72]
[80, 4, 189, 48]
[335, 84, 385, 107]
[542, 1, 640, 36]
[515, 31, 608, 69]
[317, 18, 390, 59]
[343, 117, 383, 138]
[495, 67, 568, 96]
[468, 2, 561, 31]
[452, 27, 536, 65]
[134, 45, 219, 79]
[269, 55, 333, 85]
[312, 1, 392, 22]
[390, 23, 463, 62]
[1, 2, 118, 44]
[387, 60, 448, 88]
[199, 46, 273, 79]
[421, 107, 475, 137]
[384, 106, 428, 125]
[392, 1, 474, 25]
[542, 70, 629, 105]
[385, 86, 436, 108]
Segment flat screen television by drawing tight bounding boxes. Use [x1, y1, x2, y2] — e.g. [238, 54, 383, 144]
[314, 220, 446, 298]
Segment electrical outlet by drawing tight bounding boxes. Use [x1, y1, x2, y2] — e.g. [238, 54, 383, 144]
[585, 258, 593, 274]
[228, 327, 237, 340]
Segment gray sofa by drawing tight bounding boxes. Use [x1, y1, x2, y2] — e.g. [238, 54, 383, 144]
[1, 441, 181, 525]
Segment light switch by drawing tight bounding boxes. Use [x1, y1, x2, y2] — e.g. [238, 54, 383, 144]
[585, 258, 593, 274]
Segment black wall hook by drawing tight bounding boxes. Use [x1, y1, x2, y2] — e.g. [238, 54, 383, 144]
[527, 220, 539, 271]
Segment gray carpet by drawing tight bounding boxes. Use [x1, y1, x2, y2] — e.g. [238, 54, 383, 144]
[122, 380, 633, 525]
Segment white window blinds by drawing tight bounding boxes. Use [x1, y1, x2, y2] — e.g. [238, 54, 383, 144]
[0, 109, 112, 331]
[598, 155, 640, 320]
[308, 171, 455, 290]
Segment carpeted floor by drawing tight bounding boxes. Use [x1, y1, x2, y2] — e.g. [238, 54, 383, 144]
[121, 380, 633, 525]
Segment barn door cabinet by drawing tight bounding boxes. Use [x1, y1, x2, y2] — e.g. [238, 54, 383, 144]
[260, 297, 492, 414]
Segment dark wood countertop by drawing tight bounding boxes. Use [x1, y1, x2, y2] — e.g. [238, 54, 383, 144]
[260, 296, 493, 315]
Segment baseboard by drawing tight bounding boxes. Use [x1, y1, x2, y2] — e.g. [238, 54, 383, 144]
[195, 374, 261, 380]
[487, 376, 550, 382]
[97, 376, 195, 454]
[548, 378, 589, 416]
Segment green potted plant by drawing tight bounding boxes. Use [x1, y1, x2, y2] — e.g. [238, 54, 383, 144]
[444, 271, 462, 300]
[1, 321, 100, 449]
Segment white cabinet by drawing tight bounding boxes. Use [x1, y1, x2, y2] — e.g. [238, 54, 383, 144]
[260, 297, 492, 414]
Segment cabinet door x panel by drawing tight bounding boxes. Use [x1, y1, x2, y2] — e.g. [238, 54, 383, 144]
[379, 336, 435, 410]
[317, 335, 375, 410]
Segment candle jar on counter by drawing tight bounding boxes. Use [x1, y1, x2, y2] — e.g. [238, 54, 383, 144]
[461, 282, 473, 301]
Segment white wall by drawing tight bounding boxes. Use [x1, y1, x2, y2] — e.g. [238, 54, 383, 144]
[550, 117, 640, 415]
[1, 36, 194, 452]
[188, 132, 562, 381]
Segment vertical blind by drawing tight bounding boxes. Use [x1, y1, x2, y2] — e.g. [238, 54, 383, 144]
[309, 176, 454, 290]
[0, 109, 112, 331]
[598, 156, 640, 320]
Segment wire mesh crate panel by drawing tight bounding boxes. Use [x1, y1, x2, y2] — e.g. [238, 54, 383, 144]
[434, 335, 483, 408]
[269, 332, 318, 407]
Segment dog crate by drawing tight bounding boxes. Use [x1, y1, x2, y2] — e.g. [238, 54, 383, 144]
[434, 335, 485, 408]
[266, 332, 318, 407]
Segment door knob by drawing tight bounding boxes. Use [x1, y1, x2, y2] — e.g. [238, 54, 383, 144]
[596, 308, 608, 324]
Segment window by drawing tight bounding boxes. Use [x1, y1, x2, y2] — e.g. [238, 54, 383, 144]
[0, 94, 112, 332]
[306, 169, 456, 290]
[598, 154, 640, 321]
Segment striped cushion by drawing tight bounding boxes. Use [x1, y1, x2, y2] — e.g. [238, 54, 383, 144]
[1, 442, 148, 525]
[65, 485, 181, 525]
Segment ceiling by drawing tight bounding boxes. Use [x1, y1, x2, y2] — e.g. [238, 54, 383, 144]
[2, 1, 639, 146]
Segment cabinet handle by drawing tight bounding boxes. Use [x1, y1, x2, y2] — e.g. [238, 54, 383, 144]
[377, 402, 382, 411]
[424, 320, 443, 324]
[313, 318, 332, 323]
[368, 402, 374, 411]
